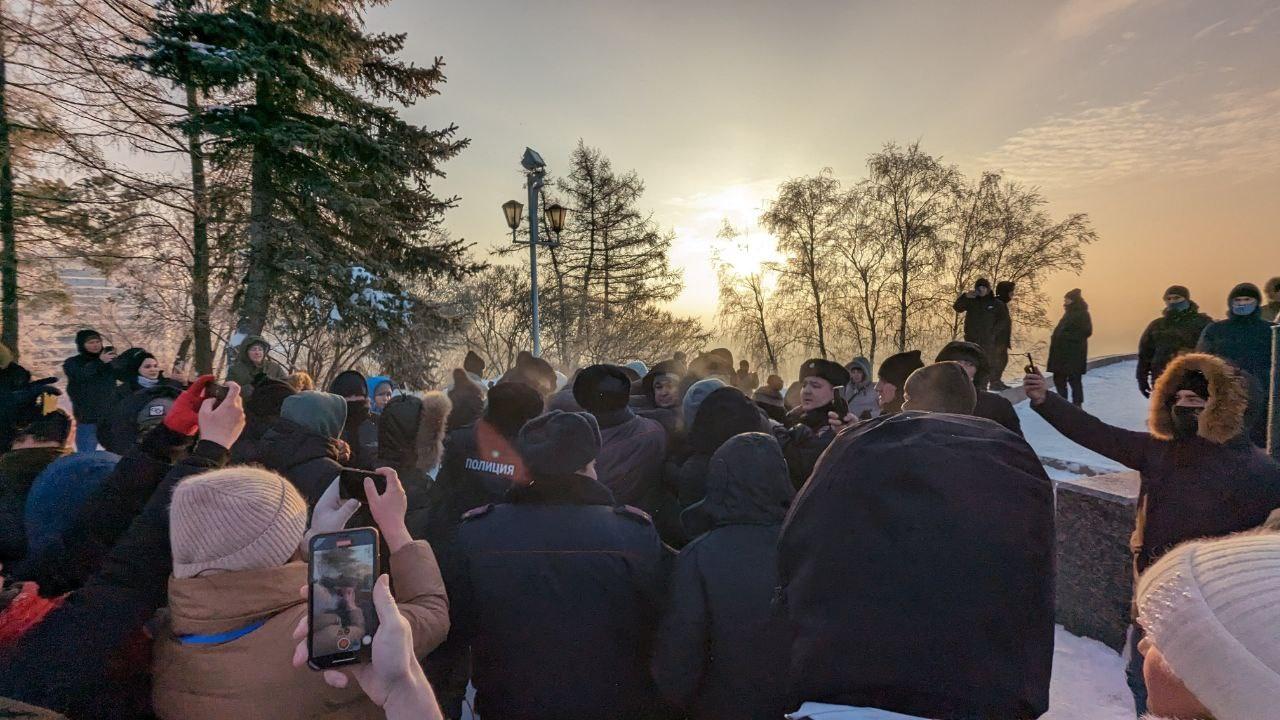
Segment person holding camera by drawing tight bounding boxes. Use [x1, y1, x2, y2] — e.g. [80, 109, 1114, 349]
[61, 330, 117, 453]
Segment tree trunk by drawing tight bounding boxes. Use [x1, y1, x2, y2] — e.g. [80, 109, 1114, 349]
[898, 238, 909, 353]
[233, 70, 276, 350]
[0, 27, 18, 354]
[185, 80, 214, 374]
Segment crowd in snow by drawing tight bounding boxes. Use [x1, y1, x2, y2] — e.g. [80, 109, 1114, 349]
[0, 275, 1277, 719]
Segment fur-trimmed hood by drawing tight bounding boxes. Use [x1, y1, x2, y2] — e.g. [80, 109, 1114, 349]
[1149, 353, 1250, 444]
[377, 391, 452, 471]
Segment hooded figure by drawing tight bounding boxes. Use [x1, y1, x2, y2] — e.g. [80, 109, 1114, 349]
[463, 350, 486, 384]
[673, 387, 769, 509]
[328, 369, 378, 470]
[1047, 288, 1093, 406]
[256, 391, 349, 504]
[573, 365, 667, 507]
[935, 341, 1023, 436]
[61, 330, 117, 442]
[653, 433, 793, 720]
[1137, 285, 1214, 398]
[1262, 276, 1280, 323]
[377, 392, 451, 539]
[21, 452, 118, 564]
[953, 278, 1006, 368]
[839, 357, 879, 421]
[225, 335, 287, 397]
[99, 350, 182, 455]
[681, 377, 727, 432]
[778, 412, 1056, 719]
[1198, 282, 1273, 444]
[366, 376, 395, 415]
[991, 281, 1016, 387]
[150, 466, 449, 720]
[452, 410, 670, 720]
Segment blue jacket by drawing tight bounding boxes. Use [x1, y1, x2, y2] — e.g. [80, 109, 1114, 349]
[452, 473, 673, 719]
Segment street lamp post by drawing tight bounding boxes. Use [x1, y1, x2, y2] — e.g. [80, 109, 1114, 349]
[504, 148, 567, 359]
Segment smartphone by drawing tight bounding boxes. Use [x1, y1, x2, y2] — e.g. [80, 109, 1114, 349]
[1024, 353, 1040, 375]
[307, 528, 381, 670]
[338, 468, 386, 504]
[40, 391, 60, 415]
[205, 382, 229, 408]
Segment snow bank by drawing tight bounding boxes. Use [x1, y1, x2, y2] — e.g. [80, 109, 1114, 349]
[1044, 626, 1135, 719]
[1017, 360, 1149, 476]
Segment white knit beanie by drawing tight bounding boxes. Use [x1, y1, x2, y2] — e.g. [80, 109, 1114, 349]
[1136, 532, 1280, 720]
[169, 467, 308, 579]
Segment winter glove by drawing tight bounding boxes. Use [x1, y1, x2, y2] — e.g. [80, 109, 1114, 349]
[10, 377, 61, 406]
[1137, 375, 1151, 398]
[163, 375, 216, 436]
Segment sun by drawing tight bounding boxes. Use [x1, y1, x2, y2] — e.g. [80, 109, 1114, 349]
[704, 184, 781, 277]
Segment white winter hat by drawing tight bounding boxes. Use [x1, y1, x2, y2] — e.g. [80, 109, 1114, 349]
[1136, 532, 1280, 720]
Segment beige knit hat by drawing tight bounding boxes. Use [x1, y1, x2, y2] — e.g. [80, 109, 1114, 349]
[169, 467, 308, 579]
[1136, 532, 1280, 720]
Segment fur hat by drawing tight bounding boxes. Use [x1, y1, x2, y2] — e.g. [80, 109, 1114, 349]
[377, 391, 451, 471]
[1149, 354, 1248, 444]
[518, 410, 601, 478]
[799, 358, 851, 388]
[484, 381, 546, 438]
[1227, 282, 1262, 303]
[1164, 285, 1191, 299]
[573, 364, 634, 414]
[1136, 532, 1280, 720]
[1266, 277, 1280, 295]
[169, 467, 308, 578]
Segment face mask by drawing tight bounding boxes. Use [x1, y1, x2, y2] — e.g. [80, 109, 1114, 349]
[1231, 300, 1258, 316]
[1166, 299, 1190, 312]
[1171, 406, 1201, 439]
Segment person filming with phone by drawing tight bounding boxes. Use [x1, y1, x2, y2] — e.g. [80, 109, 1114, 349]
[150, 458, 448, 720]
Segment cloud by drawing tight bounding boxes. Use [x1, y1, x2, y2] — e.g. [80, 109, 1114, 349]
[1052, 0, 1148, 39]
[1191, 18, 1227, 40]
[980, 87, 1280, 187]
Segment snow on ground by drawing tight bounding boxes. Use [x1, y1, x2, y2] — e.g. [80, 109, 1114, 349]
[1044, 625, 1136, 719]
[1017, 359, 1149, 476]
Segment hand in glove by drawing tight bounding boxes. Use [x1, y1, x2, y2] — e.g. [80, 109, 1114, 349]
[163, 375, 216, 436]
[10, 377, 61, 405]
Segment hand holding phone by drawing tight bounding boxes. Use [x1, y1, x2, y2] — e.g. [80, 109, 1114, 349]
[339, 468, 387, 504]
[307, 528, 381, 670]
[1024, 353, 1040, 375]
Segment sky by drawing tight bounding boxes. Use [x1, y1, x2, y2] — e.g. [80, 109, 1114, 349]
[367, 0, 1280, 358]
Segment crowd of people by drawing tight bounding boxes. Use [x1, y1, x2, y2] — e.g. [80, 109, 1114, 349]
[0, 273, 1275, 719]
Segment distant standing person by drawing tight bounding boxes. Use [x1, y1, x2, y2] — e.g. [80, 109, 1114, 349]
[1047, 288, 1092, 407]
[1136, 285, 1213, 398]
[733, 360, 758, 394]
[990, 281, 1016, 390]
[1262, 276, 1280, 323]
[225, 335, 287, 397]
[953, 278, 1003, 387]
[1197, 282, 1274, 446]
[61, 330, 118, 453]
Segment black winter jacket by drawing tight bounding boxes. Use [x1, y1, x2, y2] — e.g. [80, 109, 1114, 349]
[652, 434, 791, 720]
[1047, 302, 1093, 376]
[1137, 301, 1213, 385]
[255, 418, 345, 505]
[0, 361, 31, 395]
[954, 293, 1004, 350]
[973, 390, 1023, 437]
[1034, 354, 1280, 576]
[0, 447, 69, 565]
[1197, 309, 1273, 393]
[98, 380, 183, 455]
[452, 473, 672, 720]
[0, 428, 228, 719]
[61, 352, 116, 425]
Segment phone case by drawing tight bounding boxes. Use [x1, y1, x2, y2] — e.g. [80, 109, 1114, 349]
[307, 527, 382, 670]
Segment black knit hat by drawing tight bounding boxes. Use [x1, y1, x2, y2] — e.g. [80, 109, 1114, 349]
[995, 281, 1016, 297]
[878, 350, 924, 388]
[974, 278, 991, 291]
[518, 410, 601, 478]
[799, 358, 851, 388]
[1228, 282, 1262, 303]
[1163, 285, 1190, 299]
[572, 364, 633, 414]
[463, 350, 485, 377]
[328, 369, 367, 399]
[244, 377, 296, 419]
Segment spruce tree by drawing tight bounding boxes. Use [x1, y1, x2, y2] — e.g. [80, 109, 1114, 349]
[135, 0, 471, 352]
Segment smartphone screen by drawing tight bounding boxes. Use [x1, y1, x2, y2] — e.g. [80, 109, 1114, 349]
[338, 468, 385, 504]
[308, 528, 381, 670]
